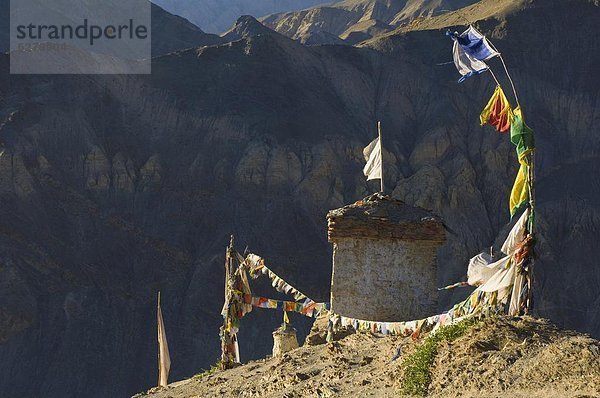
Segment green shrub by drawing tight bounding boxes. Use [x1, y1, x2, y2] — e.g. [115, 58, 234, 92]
[400, 317, 477, 396]
[193, 361, 221, 380]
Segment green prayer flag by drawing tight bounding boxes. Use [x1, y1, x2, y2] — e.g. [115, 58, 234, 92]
[508, 107, 535, 217]
[510, 107, 535, 163]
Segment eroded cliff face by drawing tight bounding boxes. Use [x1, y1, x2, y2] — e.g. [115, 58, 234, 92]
[0, 0, 599, 397]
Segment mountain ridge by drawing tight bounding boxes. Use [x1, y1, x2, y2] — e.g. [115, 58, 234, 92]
[221, 15, 283, 43]
[151, 0, 328, 34]
[261, 0, 478, 44]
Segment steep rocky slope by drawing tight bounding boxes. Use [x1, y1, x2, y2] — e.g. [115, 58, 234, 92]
[140, 316, 600, 397]
[0, 0, 599, 397]
[152, 0, 327, 33]
[221, 15, 281, 43]
[261, 0, 477, 44]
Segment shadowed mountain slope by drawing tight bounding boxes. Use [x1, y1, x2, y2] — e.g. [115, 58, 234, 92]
[0, 0, 599, 397]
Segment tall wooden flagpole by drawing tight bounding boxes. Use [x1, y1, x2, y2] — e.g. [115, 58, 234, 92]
[221, 236, 241, 369]
[378, 121, 384, 193]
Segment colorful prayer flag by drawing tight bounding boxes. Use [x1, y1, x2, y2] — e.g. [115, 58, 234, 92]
[448, 25, 498, 82]
[454, 26, 499, 62]
[480, 85, 512, 132]
[510, 107, 535, 162]
[510, 163, 530, 217]
[245, 253, 308, 301]
[451, 39, 489, 82]
[509, 107, 534, 216]
[248, 296, 329, 318]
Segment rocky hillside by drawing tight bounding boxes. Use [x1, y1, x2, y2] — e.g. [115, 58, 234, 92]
[261, 0, 478, 44]
[151, 0, 327, 33]
[0, 0, 599, 397]
[140, 316, 600, 397]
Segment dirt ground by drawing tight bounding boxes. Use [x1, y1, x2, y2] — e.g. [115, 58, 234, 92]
[139, 316, 600, 398]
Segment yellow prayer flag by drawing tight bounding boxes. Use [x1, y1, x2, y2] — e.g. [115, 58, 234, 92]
[510, 164, 529, 217]
[470, 291, 479, 308]
[283, 311, 290, 324]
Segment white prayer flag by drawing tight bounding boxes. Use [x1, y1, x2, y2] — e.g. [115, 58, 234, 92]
[501, 208, 529, 256]
[478, 256, 514, 293]
[509, 272, 526, 316]
[363, 137, 382, 181]
[452, 40, 489, 82]
[449, 26, 499, 82]
[467, 252, 494, 286]
[157, 295, 171, 388]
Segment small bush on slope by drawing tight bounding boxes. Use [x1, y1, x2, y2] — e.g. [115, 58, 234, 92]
[400, 317, 478, 396]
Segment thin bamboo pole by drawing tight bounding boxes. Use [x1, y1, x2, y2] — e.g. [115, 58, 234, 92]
[499, 55, 521, 109]
[487, 67, 501, 87]
[486, 36, 522, 109]
[526, 152, 536, 313]
[221, 238, 232, 367]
